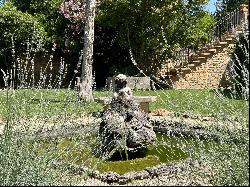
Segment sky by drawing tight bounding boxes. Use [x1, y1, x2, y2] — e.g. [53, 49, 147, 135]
[205, 0, 218, 14]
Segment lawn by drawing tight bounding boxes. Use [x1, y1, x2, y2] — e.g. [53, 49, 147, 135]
[0, 88, 248, 119]
[0, 88, 248, 186]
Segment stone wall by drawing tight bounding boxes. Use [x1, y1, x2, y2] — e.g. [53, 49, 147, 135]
[16, 53, 76, 88]
[106, 76, 151, 91]
[167, 44, 235, 89]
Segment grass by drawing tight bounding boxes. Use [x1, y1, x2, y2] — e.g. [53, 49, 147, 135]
[0, 88, 248, 185]
[0, 88, 102, 118]
[133, 89, 248, 118]
[0, 88, 248, 119]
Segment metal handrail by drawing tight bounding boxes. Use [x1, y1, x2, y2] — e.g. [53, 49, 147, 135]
[172, 5, 248, 68]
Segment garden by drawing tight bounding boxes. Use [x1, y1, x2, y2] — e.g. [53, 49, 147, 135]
[0, 0, 249, 186]
[0, 88, 248, 185]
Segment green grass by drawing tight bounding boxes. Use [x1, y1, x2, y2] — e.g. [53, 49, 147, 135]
[0, 88, 248, 185]
[0, 88, 102, 118]
[133, 89, 248, 118]
[96, 89, 248, 119]
[0, 88, 248, 119]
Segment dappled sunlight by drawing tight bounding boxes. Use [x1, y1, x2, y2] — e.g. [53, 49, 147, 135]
[0, 0, 249, 186]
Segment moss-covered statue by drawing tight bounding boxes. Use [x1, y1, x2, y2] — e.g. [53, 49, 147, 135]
[94, 74, 156, 160]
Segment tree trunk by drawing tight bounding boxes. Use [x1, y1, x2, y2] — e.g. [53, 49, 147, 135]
[79, 0, 96, 101]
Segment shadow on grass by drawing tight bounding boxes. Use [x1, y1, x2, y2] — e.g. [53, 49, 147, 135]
[211, 88, 248, 101]
[30, 98, 78, 103]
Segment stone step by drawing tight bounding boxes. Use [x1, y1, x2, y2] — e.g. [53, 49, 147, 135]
[235, 30, 244, 34]
[180, 67, 191, 71]
[158, 28, 238, 79]
[223, 38, 235, 44]
[191, 55, 207, 61]
[214, 45, 222, 48]
[198, 52, 212, 57]
[221, 35, 231, 40]
[225, 37, 234, 41]
[192, 60, 201, 63]
[224, 33, 236, 38]
[187, 64, 195, 67]
[197, 56, 207, 60]
[190, 54, 199, 59]
[200, 45, 214, 53]
[207, 48, 217, 53]
[218, 41, 228, 45]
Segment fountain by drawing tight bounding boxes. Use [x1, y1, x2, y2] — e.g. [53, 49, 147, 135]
[94, 74, 156, 160]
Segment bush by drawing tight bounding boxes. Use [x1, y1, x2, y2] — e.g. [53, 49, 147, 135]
[0, 1, 47, 56]
[0, 136, 58, 186]
[96, 0, 215, 75]
[11, 0, 69, 51]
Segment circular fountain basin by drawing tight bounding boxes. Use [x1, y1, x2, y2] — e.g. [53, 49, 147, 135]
[36, 133, 206, 175]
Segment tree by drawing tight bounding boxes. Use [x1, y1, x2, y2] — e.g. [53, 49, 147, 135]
[0, 0, 7, 7]
[59, 0, 86, 54]
[95, 0, 214, 75]
[59, 0, 96, 100]
[78, 0, 96, 101]
[59, 0, 96, 101]
[11, 0, 69, 52]
[0, 1, 47, 87]
[11, 0, 96, 100]
[0, 1, 46, 56]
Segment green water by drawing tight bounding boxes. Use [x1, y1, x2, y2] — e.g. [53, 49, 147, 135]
[36, 133, 217, 175]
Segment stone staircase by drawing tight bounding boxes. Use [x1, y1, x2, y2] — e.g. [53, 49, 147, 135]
[158, 32, 238, 89]
[157, 5, 248, 89]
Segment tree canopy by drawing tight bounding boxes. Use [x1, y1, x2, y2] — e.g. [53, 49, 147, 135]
[215, 0, 248, 15]
[1, 0, 217, 85]
[95, 0, 215, 74]
[0, 1, 47, 56]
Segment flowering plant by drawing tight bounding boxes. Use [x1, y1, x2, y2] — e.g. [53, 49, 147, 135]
[59, 0, 86, 52]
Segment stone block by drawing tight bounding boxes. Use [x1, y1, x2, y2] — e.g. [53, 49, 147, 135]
[106, 76, 151, 91]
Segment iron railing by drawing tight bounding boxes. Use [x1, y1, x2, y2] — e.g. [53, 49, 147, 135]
[172, 4, 249, 68]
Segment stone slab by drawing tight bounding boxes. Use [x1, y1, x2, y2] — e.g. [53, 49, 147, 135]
[106, 76, 151, 91]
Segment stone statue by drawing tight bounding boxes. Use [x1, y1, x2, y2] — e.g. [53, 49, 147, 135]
[113, 74, 133, 101]
[94, 74, 156, 160]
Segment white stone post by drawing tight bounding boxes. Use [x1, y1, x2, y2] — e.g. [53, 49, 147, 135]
[240, 4, 249, 31]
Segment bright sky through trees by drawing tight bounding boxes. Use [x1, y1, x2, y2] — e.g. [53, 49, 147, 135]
[205, 0, 218, 13]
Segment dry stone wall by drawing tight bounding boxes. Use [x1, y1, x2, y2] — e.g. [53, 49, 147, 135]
[165, 44, 235, 89]
[106, 76, 151, 91]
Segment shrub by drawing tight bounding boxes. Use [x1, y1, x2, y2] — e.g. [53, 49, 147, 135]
[11, 0, 69, 52]
[0, 1, 47, 56]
